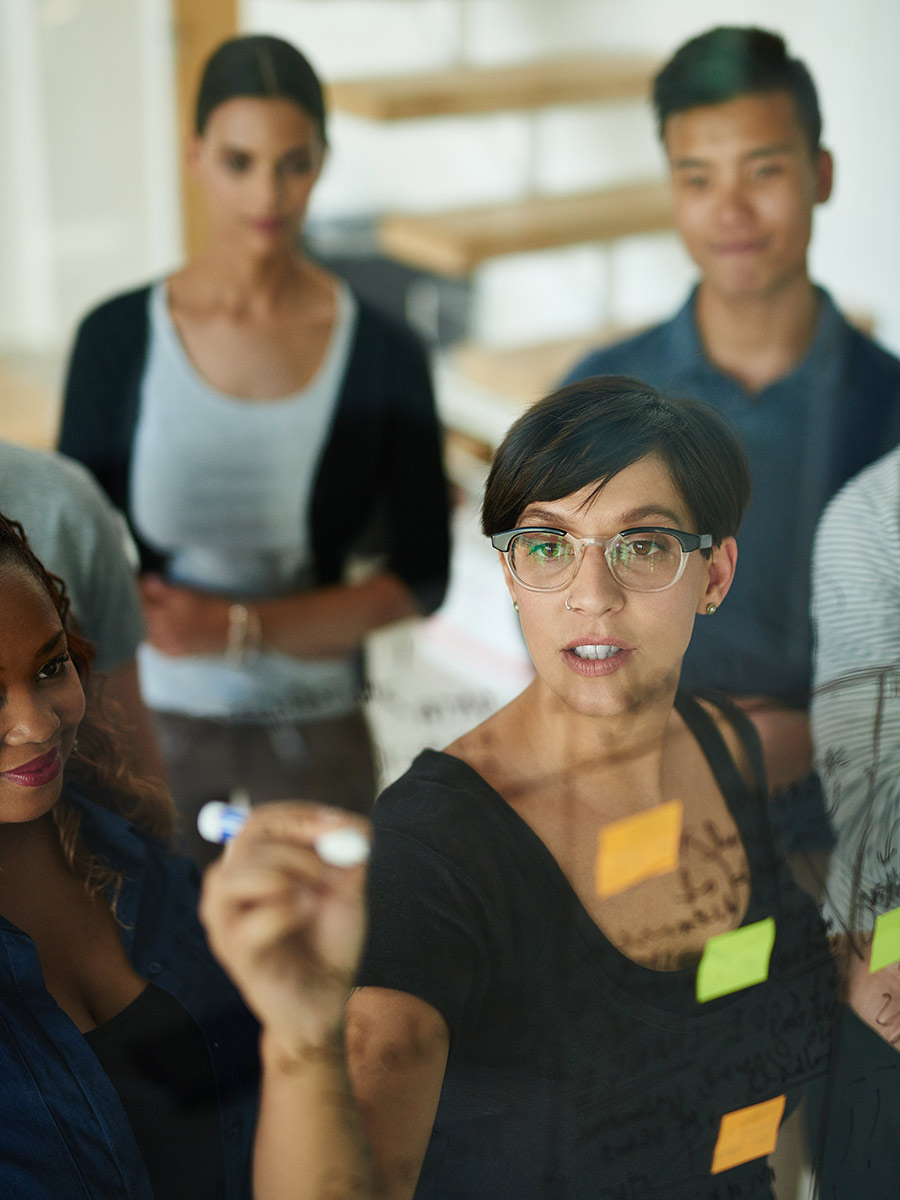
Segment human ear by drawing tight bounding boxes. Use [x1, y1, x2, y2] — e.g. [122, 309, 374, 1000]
[814, 148, 834, 204]
[697, 537, 737, 614]
[499, 554, 519, 605]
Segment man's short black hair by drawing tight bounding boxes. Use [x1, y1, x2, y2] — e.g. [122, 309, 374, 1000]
[653, 26, 822, 155]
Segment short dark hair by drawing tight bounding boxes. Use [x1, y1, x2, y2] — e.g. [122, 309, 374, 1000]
[653, 26, 822, 155]
[195, 34, 327, 144]
[482, 376, 750, 549]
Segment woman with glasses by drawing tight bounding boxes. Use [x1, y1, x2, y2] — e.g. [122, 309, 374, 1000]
[58, 35, 450, 866]
[200, 376, 836, 1199]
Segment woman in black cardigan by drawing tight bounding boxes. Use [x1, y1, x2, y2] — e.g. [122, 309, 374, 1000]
[59, 35, 450, 864]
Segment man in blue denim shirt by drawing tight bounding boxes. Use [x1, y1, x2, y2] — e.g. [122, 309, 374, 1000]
[0, 784, 258, 1199]
[565, 27, 900, 844]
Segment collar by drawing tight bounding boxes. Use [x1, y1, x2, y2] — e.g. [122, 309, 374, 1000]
[666, 284, 850, 400]
[61, 780, 150, 945]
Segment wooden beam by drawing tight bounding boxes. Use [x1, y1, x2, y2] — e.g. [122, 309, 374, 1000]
[171, 0, 239, 257]
[451, 329, 631, 401]
[327, 54, 658, 121]
[377, 181, 673, 276]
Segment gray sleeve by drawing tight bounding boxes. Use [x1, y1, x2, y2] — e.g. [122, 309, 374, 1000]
[810, 450, 900, 928]
[0, 446, 145, 672]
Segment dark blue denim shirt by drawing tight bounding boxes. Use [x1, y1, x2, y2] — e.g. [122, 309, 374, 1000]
[565, 287, 900, 705]
[0, 785, 259, 1199]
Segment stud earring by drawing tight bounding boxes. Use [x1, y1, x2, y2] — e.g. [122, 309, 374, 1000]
[706, 603, 717, 615]
[513, 601, 519, 613]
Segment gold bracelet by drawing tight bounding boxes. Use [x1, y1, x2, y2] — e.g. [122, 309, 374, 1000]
[226, 603, 263, 664]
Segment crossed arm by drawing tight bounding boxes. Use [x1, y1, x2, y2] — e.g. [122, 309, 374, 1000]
[140, 573, 421, 661]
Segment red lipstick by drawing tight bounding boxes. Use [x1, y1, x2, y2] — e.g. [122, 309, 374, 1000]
[248, 216, 287, 234]
[2, 747, 62, 788]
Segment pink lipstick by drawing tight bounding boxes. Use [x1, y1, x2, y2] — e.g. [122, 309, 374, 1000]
[562, 637, 634, 677]
[2, 746, 62, 788]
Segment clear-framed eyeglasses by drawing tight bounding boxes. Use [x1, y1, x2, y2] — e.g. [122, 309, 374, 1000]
[490, 526, 713, 593]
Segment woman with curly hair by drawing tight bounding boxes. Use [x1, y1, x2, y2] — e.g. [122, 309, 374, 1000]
[0, 514, 258, 1199]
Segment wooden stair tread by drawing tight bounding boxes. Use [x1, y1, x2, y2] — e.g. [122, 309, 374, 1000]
[0, 364, 60, 450]
[448, 306, 873, 411]
[326, 54, 658, 121]
[451, 329, 629, 400]
[377, 181, 672, 275]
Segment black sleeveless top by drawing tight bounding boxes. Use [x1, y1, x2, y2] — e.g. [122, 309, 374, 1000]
[358, 691, 838, 1199]
[85, 983, 227, 1199]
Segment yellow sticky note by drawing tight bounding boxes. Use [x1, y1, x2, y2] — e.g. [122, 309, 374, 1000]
[696, 918, 776, 1003]
[870, 906, 900, 973]
[595, 800, 683, 898]
[711, 1094, 786, 1174]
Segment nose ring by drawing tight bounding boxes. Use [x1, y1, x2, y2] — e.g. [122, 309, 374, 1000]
[565, 596, 573, 612]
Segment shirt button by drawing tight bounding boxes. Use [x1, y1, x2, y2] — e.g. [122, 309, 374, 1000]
[227, 1120, 240, 1136]
[148, 962, 161, 975]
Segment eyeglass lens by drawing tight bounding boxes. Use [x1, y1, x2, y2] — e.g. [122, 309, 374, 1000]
[509, 531, 685, 591]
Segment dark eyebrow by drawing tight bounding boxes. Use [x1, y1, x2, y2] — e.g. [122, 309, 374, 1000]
[518, 504, 688, 529]
[744, 143, 795, 159]
[621, 505, 687, 526]
[220, 141, 313, 159]
[672, 143, 796, 171]
[0, 628, 65, 676]
[514, 508, 567, 528]
[34, 629, 65, 660]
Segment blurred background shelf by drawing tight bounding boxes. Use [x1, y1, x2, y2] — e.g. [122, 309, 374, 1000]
[327, 54, 659, 120]
[376, 181, 672, 276]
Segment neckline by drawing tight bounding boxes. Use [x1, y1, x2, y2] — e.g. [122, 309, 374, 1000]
[680, 283, 844, 397]
[83, 981, 154, 1042]
[420, 693, 769, 996]
[151, 277, 354, 407]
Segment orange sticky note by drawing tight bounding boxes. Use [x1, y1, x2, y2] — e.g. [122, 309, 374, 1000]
[710, 1094, 786, 1175]
[595, 799, 683, 898]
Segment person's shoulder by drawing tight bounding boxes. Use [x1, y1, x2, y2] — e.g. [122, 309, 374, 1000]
[829, 298, 900, 390]
[74, 282, 154, 341]
[0, 440, 107, 497]
[351, 292, 428, 355]
[562, 312, 682, 386]
[0, 441, 124, 528]
[685, 691, 764, 798]
[819, 442, 900, 533]
[374, 750, 509, 855]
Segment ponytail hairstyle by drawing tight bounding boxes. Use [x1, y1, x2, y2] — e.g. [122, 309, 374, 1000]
[195, 34, 327, 146]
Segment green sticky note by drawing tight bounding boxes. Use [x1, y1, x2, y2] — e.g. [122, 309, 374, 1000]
[696, 917, 776, 1003]
[869, 907, 900, 973]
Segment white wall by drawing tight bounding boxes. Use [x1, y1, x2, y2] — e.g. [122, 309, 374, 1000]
[1, 0, 897, 355]
[0, 0, 180, 354]
[244, 0, 900, 353]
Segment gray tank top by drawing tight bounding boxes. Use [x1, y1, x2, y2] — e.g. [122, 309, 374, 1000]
[131, 280, 361, 721]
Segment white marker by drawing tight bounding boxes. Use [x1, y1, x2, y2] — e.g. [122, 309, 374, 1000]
[196, 801, 370, 867]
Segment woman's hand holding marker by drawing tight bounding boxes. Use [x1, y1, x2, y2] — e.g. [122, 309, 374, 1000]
[199, 803, 370, 1053]
[198, 800, 371, 866]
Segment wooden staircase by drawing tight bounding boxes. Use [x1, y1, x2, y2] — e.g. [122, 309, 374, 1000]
[326, 54, 658, 120]
[327, 51, 667, 449]
[377, 182, 671, 277]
